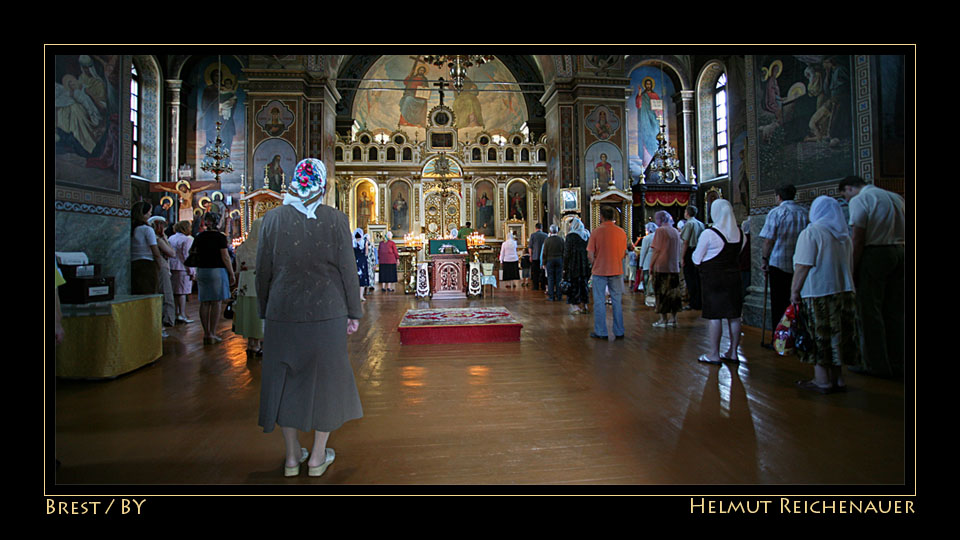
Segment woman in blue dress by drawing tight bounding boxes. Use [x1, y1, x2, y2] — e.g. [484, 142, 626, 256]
[353, 228, 369, 302]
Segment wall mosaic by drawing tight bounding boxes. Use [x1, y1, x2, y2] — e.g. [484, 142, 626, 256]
[753, 54, 855, 194]
[186, 56, 247, 194]
[626, 64, 678, 178]
[54, 54, 124, 193]
[352, 56, 526, 142]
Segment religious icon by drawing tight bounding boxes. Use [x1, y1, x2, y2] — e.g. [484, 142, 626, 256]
[210, 190, 228, 218]
[453, 76, 484, 129]
[508, 182, 527, 221]
[200, 62, 239, 167]
[391, 185, 410, 234]
[264, 107, 285, 136]
[54, 54, 122, 190]
[594, 153, 614, 186]
[560, 188, 580, 213]
[475, 182, 496, 237]
[256, 100, 295, 137]
[586, 106, 620, 141]
[399, 59, 430, 128]
[265, 154, 284, 192]
[356, 183, 376, 231]
[152, 179, 218, 222]
[636, 76, 664, 166]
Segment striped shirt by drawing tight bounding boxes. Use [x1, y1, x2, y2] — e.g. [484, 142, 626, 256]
[759, 200, 809, 272]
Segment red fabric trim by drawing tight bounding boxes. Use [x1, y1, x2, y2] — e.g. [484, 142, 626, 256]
[643, 192, 690, 206]
[399, 324, 522, 345]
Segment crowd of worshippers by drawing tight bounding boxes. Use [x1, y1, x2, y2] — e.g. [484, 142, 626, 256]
[121, 174, 904, 396]
[56, 158, 902, 480]
[512, 176, 904, 395]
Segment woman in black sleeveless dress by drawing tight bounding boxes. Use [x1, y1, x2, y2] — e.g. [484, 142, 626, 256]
[693, 199, 743, 365]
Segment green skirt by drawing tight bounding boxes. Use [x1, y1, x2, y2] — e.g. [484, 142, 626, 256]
[233, 295, 264, 340]
[796, 291, 861, 368]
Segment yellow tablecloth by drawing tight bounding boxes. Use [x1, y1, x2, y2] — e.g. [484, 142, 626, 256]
[56, 295, 162, 379]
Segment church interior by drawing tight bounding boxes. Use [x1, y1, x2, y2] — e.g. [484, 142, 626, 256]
[50, 51, 911, 494]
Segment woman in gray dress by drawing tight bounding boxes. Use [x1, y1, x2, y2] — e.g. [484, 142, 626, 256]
[256, 158, 364, 477]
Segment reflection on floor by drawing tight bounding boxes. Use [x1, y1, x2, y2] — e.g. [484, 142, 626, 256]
[52, 285, 908, 487]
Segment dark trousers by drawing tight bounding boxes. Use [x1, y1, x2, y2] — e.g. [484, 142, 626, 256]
[545, 258, 563, 300]
[856, 245, 905, 378]
[683, 247, 701, 309]
[531, 259, 543, 290]
[768, 266, 793, 338]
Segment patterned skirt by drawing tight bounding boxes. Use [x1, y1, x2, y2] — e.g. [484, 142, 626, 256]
[796, 291, 861, 368]
[654, 272, 682, 315]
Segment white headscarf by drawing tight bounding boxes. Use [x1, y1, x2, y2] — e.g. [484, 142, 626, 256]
[645, 222, 658, 234]
[569, 217, 590, 241]
[809, 195, 849, 240]
[710, 198, 741, 243]
[353, 228, 365, 249]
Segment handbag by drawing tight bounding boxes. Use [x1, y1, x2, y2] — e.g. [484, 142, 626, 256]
[184, 244, 199, 267]
[223, 289, 237, 319]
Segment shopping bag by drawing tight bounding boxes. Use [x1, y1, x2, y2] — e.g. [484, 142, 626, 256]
[773, 304, 797, 356]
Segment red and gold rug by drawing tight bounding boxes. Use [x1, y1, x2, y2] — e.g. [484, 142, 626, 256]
[398, 306, 522, 345]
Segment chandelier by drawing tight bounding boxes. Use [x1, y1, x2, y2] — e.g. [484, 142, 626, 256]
[421, 55, 495, 93]
[649, 124, 681, 183]
[200, 55, 233, 182]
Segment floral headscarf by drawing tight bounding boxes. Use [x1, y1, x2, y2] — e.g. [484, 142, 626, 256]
[283, 158, 327, 219]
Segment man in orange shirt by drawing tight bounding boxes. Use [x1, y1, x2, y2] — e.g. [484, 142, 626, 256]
[587, 206, 629, 339]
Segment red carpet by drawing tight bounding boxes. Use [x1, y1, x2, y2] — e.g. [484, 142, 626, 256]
[398, 307, 522, 345]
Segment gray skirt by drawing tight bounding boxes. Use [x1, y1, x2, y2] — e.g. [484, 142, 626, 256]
[258, 316, 363, 433]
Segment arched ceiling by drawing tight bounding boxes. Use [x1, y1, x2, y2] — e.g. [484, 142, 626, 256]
[335, 55, 546, 136]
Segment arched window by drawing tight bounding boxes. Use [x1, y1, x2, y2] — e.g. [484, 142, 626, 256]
[520, 148, 529, 162]
[696, 62, 728, 180]
[505, 148, 514, 161]
[472, 148, 482, 161]
[538, 148, 546, 162]
[402, 147, 412, 161]
[335, 147, 344, 161]
[131, 55, 160, 180]
[130, 63, 141, 175]
[715, 73, 729, 176]
[387, 147, 397, 161]
[369, 147, 378, 161]
[352, 147, 362, 161]
[488, 148, 497, 161]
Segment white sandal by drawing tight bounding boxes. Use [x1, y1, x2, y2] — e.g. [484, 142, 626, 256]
[283, 447, 309, 477]
[308, 448, 336, 477]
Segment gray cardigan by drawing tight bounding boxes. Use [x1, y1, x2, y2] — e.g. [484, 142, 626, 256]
[256, 204, 363, 322]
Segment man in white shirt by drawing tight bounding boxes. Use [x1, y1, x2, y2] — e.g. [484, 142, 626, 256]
[840, 176, 906, 379]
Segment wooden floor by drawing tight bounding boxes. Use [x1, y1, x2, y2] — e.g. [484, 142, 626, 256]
[52, 284, 908, 487]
